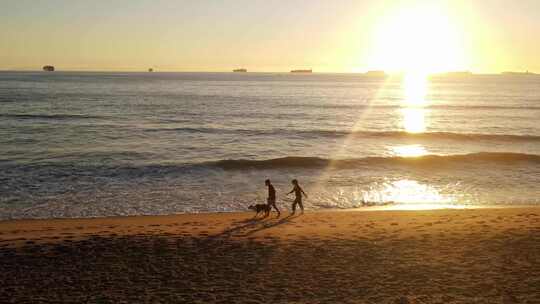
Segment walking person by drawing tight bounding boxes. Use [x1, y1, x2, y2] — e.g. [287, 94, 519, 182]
[288, 179, 307, 215]
[265, 179, 280, 217]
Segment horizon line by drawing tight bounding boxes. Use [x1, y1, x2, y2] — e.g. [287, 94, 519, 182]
[0, 69, 538, 76]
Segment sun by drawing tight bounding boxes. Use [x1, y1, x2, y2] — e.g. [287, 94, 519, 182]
[367, 3, 468, 75]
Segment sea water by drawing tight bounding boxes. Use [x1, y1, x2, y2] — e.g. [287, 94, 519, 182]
[1, 71, 539, 219]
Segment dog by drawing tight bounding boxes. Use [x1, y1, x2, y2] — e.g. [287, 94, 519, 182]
[248, 204, 270, 217]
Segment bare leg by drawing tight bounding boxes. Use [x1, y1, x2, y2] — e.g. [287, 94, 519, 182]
[272, 203, 280, 217]
[299, 200, 304, 214]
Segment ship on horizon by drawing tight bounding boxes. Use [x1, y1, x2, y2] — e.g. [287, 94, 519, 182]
[364, 70, 387, 77]
[42, 65, 55, 72]
[233, 68, 247, 72]
[290, 69, 312, 73]
[502, 70, 536, 76]
[432, 71, 473, 77]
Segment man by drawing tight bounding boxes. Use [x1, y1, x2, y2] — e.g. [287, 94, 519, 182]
[265, 179, 280, 217]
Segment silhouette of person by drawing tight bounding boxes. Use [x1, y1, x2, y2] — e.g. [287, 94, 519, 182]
[265, 179, 280, 217]
[288, 179, 307, 214]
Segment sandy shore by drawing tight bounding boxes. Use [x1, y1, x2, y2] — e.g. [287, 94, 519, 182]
[1, 207, 539, 303]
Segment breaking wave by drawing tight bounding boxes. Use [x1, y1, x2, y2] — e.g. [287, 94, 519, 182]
[142, 127, 540, 142]
[210, 152, 540, 170]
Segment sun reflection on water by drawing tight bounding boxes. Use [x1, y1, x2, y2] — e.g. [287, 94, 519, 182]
[391, 144, 427, 157]
[401, 73, 429, 133]
[401, 108, 427, 133]
[404, 73, 428, 106]
[364, 179, 453, 206]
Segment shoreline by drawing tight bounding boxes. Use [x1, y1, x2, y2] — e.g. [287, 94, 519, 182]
[1, 206, 539, 303]
[0, 202, 536, 224]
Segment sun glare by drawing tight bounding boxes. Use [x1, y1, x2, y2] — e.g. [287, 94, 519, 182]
[368, 3, 467, 75]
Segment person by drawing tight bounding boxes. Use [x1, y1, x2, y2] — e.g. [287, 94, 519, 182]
[287, 179, 307, 214]
[265, 179, 280, 217]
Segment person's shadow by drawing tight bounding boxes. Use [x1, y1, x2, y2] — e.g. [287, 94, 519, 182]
[243, 214, 300, 236]
[211, 213, 298, 238]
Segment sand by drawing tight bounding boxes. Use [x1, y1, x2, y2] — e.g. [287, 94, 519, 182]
[0, 207, 539, 303]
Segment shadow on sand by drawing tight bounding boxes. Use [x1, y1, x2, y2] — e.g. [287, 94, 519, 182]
[211, 213, 300, 238]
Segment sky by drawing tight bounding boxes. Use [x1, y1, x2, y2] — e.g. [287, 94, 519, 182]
[1, 0, 539, 73]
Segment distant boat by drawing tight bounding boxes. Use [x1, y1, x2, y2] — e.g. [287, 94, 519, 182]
[290, 69, 312, 73]
[436, 71, 473, 77]
[502, 71, 536, 76]
[364, 70, 387, 77]
[233, 68, 247, 72]
[42, 65, 55, 72]
[148, 68, 154, 72]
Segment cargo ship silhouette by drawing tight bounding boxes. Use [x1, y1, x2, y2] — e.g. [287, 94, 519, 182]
[290, 69, 312, 73]
[233, 68, 247, 72]
[364, 70, 387, 77]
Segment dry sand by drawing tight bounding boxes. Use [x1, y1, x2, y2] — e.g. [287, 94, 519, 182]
[0, 207, 539, 303]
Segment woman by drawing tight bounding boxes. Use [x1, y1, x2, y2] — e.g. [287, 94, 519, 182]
[287, 179, 307, 214]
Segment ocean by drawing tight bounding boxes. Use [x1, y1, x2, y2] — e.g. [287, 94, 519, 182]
[1, 71, 539, 219]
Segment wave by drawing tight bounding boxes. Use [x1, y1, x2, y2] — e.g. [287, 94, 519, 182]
[210, 153, 540, 170]
[2, 153, 538, 188]
[0, 113, 104, 120]
[275, 103, 540, 110]
[143, 126, 540, 142]
[335, 130, 540, 142]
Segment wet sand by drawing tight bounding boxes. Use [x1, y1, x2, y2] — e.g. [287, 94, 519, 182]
[1, 207, 539, 303]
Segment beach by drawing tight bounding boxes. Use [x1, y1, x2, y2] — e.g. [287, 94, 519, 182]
[1, 207, 539, 303]
[3, 1, 540, 303]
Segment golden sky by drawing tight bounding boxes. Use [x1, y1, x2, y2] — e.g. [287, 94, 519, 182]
[1, 0, 539, 73]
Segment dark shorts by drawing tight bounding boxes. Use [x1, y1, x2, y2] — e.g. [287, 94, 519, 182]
[267, 198, 276, 205]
